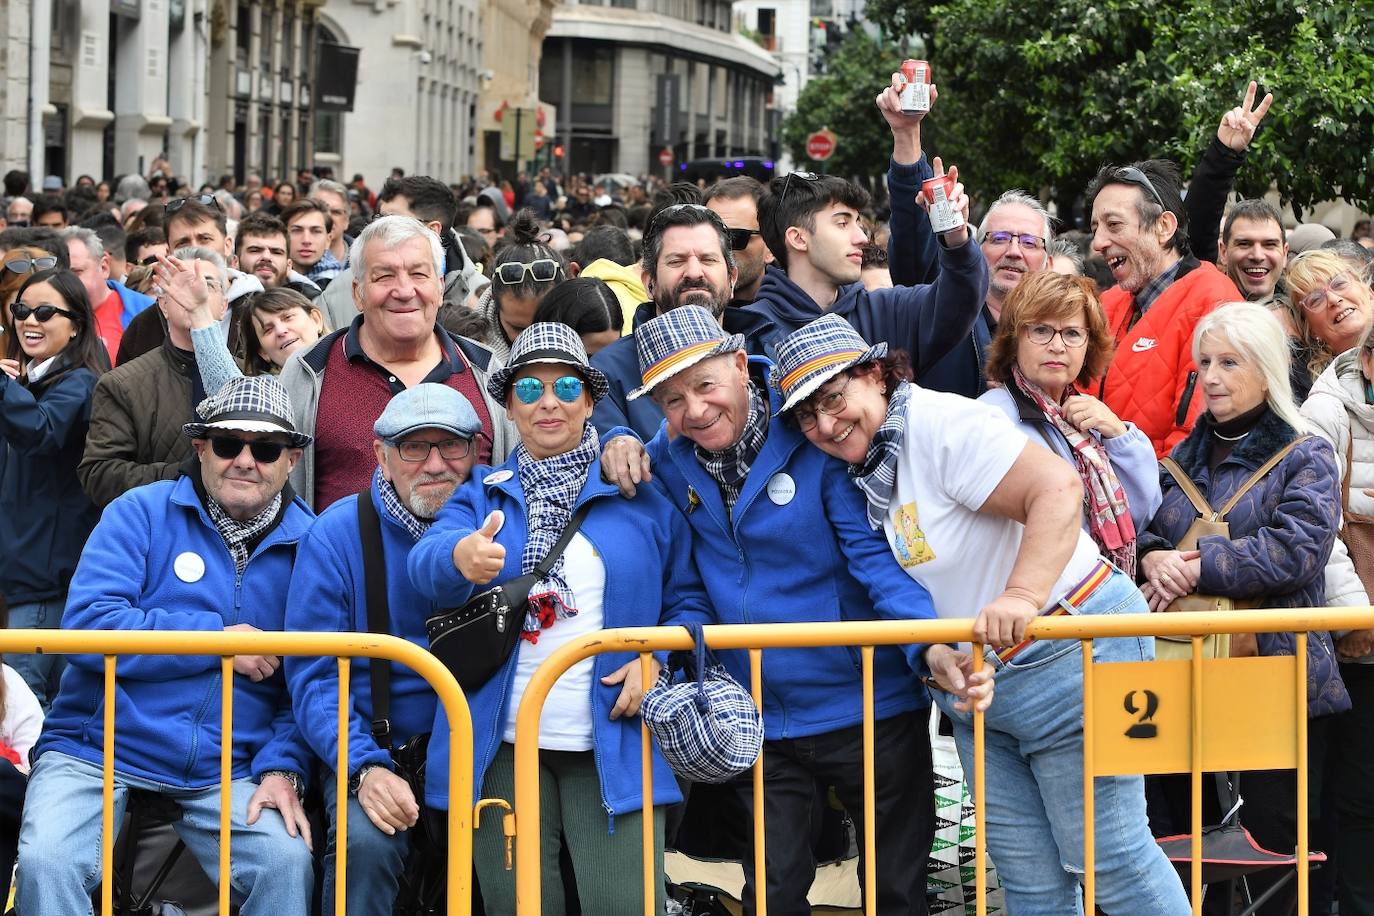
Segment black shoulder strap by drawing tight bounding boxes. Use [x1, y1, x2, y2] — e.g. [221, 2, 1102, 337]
[356, 489, 393, 748]
[533, 501, 594, 577]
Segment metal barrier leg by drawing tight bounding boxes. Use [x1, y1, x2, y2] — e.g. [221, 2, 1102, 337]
[640, 652, 655, 916]
[219, 657, 234, 916]
[1297, 633, 1309, 916]
[1191, 637, 1204, 916]
[103, 656, 117, 916]
[750, 647, 767, 916]
[336, 658, 351, 916]
[861, 646, 876, 916]
[1082, 639, 1096, 915]
[973, 646, 986, 916]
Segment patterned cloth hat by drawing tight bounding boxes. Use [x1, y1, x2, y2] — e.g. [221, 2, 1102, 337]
[182, 375, 312, 448]
[487, 321, 609, 405]
[628, 305, 745, 400]
[374, 383, 482, 441]
[771, 314, 887, 415]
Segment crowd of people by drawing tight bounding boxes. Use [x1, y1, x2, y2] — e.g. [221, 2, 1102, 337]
[2, 71, 1374, 916]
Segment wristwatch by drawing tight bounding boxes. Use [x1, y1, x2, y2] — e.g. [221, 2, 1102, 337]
[261, 769, 305, 799]
[348, 764, 381, 796]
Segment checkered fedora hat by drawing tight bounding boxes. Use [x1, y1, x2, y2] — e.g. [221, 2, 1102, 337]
[640, 623, 764, 784]
[183, 375, 312, 448]
[772, 315, 886, 414]
[487, 321, 609, 405]
[628, 305, 745, 400]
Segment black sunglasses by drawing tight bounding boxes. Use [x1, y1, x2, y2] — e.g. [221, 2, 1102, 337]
[165, 194, 223, 214]
[208, 435, 287, 463]
[4, 256, 58, 274]
[777, 171, 821, 210]
[11, 301, 77, 323]
[725, 227, 761, 251]
[1110, 166, 1165, 209]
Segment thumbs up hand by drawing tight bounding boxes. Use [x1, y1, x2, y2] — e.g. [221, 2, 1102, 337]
[453, 511, 507, 584]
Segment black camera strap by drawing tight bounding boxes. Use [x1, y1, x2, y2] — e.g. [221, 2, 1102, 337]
[356, 488, 395, 748]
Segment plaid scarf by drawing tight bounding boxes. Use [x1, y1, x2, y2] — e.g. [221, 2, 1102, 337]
[696, 382, 769, 514]
[515, 424, 600, 642]
[373, 467, 431, 543]
[850, 380, 912, 531]
[205, 492, 283, 574]
[1012, 366, 1137, 576]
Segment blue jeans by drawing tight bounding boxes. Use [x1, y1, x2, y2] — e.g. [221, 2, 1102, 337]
[7, 597, 67, 711]
[15, 750, 314, 916]
[320, 770, 410, 916]
[932, 569, 1190, 916]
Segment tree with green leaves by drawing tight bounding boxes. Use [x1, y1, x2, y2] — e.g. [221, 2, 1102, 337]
[859, 0, 1374, 218]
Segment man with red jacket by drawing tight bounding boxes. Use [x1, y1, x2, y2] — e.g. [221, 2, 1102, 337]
[1088, 160, 1242, 457]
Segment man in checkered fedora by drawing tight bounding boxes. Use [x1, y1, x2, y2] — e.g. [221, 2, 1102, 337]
[17, 375, 316, 916]
[601, 306, 992, 916]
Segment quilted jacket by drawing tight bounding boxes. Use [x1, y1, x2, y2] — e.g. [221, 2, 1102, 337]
[1138, 408, 1350, 717]
[1098, 258, 1240, 458]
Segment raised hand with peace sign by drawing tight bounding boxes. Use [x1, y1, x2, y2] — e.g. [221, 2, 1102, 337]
[1217, 80, 1274, 152]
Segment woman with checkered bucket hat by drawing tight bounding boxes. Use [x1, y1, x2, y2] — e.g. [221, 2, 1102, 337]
[772, 314, 1189, 915]
[408, 322, 712, 914]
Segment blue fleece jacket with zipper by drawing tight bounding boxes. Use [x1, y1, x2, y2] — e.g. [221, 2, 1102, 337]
[408, 453, 711, 817]
[285, 482, 439, 780]
[615, 358, 936, 740]
[35, 474, 315, 788]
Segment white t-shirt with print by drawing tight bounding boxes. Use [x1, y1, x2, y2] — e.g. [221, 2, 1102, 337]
[502, 533, 604, 750]
[2, 664, 44, 775]
[883, 387, 1101, 620]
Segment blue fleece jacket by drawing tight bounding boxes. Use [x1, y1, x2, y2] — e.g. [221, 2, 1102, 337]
[108, 279, 155, 329]
[0, 360, 100, 604]
[590, 297, 780, 441]
[618, 358, 935, 740]
[744, 233, 987, 379]
[285, 482, 439, 779]
[408, 453, 709, 817]
[35, 475, 315, 788]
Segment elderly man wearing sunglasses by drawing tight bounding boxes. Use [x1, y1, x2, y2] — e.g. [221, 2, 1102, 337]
[1086, 160, 1242, 457]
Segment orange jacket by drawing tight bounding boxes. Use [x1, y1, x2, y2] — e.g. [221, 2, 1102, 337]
[1098, 259, 1241, 458]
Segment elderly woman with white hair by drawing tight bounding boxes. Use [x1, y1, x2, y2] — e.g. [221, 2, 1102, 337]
[1138, 301, 1349, 914]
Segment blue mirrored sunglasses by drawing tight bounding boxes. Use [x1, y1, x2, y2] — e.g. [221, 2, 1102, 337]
[512, 375, 585, 405]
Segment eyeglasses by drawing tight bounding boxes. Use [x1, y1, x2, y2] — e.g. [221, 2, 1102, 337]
[777, 171, 821, 211]
[208, 435, 287, 463]
[793, 374, 852, 431]
[140, 254, 162, 266]
[165, 194, 222, 214]
[1299, 271, 1360, 312]
[11, 301, 77, 323]
[981, 231, 1047, 252]
[1110, 166, 1165, 210]
[494, 258, 561, 285]
[512, 375, 585, 405]
[725, 227, 761, 251]
[1024, 323, 1089, 347]
[4, 256, 58, 274]
[386, 436, 476, 462]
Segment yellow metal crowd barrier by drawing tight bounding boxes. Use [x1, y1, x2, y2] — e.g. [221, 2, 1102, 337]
[0, 629, 475, 916]
[511, 607, 1374, 916]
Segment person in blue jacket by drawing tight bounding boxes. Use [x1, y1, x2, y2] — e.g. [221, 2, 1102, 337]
[600, 306, 991, 916]
[1, 269, 107, 709]
[15, 376, 317, 916]
[286, 383, 485, 915]
[408, 322, 713, 916]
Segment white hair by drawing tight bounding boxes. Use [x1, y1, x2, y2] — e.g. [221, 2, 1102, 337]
[173, 245, 230, 291]
[1193, 301, 1309, 433]
[60, 226, 103, 260]
[977, 189, 1054, 244]
[350, 215, 445, 285]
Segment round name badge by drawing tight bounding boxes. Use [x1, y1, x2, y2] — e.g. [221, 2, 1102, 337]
[173, 551, 206, 583]
[483, 469, 514, 485]
[766, 473, 796, 506]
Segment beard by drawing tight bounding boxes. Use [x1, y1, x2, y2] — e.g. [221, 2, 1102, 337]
[403, 473, 460, 519]
[656, 277, 731, 318]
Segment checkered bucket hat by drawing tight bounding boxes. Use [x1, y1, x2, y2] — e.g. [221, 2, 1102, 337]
[182, 375, 312, 448]
[487, 321, 610, 404]
[771, 314, 887, 414]
[640, 622, 764, 784]
[628, 305, 745, 400]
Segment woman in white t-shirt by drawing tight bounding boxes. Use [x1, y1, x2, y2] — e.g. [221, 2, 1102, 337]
[2, 654, 45, 905]
[772, 315, 1188, 916]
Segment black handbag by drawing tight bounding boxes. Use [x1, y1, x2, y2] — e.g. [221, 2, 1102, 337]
[425, 502, 590, 693]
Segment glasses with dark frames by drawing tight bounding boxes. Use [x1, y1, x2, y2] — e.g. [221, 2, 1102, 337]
[1110, 166, 1165, 210]
[11, 301, 78, 323]
[165, 194, 223, 214]
[208, 435, 287, 463]
[385, 437, 477, 462]
[4, 256, 58, 274]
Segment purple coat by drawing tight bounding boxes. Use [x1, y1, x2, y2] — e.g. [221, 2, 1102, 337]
[1138, 408, 1350, 717]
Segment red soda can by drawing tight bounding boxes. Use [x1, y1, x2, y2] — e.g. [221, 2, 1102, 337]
[921, 173, 963, 234]
[899, 59, 931, 115]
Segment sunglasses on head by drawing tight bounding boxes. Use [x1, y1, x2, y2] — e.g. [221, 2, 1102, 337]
[512, 375, 585, 405]
[4, 256, 58, 274]
[1110, 166, 1165, 209]
[11, 301, 77, 322]
[208, 435, 287, 463]
[495, 258, 561, 285]
[165, 194, 223, 214]
[777, 171, 822, 210]
[725, 227, 761, 251]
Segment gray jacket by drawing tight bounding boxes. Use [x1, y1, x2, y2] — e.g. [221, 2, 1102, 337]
[279, 322, 516, 509]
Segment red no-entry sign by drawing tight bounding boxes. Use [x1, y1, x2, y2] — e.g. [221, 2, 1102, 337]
[806, 129, 836, 161]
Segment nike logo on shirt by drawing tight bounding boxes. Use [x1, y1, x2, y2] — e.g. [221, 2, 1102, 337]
[1132, 338, 1157, 353]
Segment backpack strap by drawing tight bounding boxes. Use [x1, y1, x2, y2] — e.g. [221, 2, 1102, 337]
[356, 488, 393, 749]
[1160, 457, 1217, 520]
[1216, 436, 1312, 520]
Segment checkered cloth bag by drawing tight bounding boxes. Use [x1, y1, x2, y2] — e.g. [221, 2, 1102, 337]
[641, 623, 763, 784]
